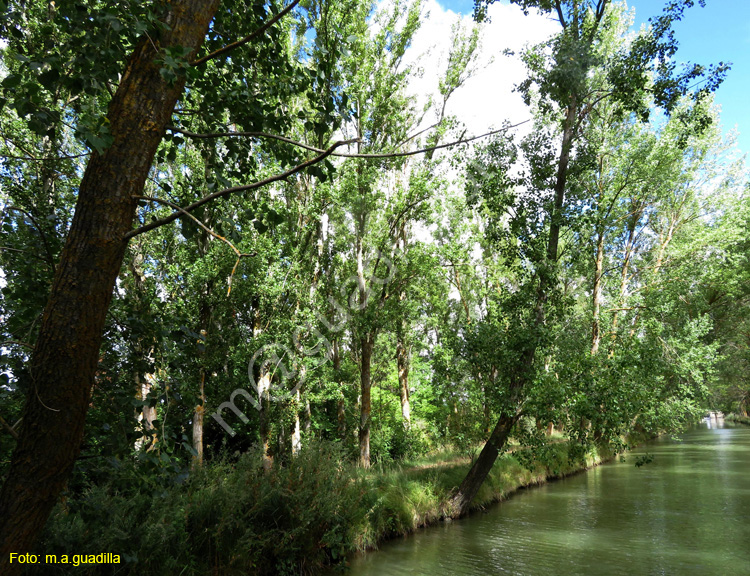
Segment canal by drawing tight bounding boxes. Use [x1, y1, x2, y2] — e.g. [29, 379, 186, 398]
[345, 421, 750, 575]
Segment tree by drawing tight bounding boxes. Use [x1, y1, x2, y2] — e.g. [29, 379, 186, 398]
[449, 0, 728, 516]
[0, 0, 352, 566]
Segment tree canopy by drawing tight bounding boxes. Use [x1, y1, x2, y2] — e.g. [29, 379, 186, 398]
[0, 0, 746, 573]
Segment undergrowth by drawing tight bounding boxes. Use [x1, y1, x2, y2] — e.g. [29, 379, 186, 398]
[30, 440, 606, 576]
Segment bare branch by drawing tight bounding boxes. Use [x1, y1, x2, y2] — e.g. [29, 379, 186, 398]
[0, 415, 19, 440]
[0, 340, 34, 350]
[171, 120, 529, 160]
[130, 122, 526, 241]
[133, 196, 256, 296]
[190, 0, 301, 66]
[554, 0, 567, 28]
[2, 206, 56, 269]
[168, 126, 325, 154]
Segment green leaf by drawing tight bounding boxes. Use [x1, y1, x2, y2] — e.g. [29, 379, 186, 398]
[38, 68, 61, 90]
[1, 74, 22, 89]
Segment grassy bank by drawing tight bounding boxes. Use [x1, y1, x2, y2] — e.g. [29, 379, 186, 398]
[31, 441, 612, 576]
[725, 413, 750, 426]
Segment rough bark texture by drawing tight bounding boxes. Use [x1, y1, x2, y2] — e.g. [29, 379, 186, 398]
[0, 2, 220, 569]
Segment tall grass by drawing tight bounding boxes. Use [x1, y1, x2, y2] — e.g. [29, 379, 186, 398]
[33, 441, 607, 575]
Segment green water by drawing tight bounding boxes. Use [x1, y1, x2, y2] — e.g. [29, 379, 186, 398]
[346, 422, 750, 575]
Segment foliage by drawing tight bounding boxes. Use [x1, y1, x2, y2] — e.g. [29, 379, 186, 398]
[0, 0, 747, 569]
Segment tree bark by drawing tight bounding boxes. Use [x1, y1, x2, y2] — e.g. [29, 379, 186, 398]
[449, 411, 520, 515]
[0, 2, 219, 568]
[192, 369, 206, 467]
[359, 334, 374, 467]
[396, 326, 411, 429]
[292, 389, 302, 455]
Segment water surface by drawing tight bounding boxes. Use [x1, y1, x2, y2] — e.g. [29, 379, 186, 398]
[346, 422, 750, 575]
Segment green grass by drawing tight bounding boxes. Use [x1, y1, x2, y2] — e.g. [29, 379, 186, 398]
[34, 440, 611, 575]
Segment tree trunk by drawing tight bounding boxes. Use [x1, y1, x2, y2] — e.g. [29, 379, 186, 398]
[192, 369, 206, 467]
[292, 389, 302, 455]
[332, 338, 347, 441]
[135, 371, 158, 451]
[359, 334, 374, 467]
[449, 411, 520, 515]
[609, 215, 637, 352]
[591, 231, 605, 355]
[128, 250, 158, 451]
[0, 3, 219, 567]
[258, 368, 272, 469]
[396, 327, 411, 429]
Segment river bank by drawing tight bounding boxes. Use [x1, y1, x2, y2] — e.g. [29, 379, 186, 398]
[31, 439, 618, 576]
[726, 413, 750, 425]
[345, 424, 750, 576]
[349, 439, 614, 553]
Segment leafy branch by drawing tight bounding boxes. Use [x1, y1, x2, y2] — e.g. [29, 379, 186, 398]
[133, 196, 256, 296]
[190, 0, 302, 66]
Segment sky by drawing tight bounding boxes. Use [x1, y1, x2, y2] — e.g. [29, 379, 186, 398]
[413, 0, 750, 155]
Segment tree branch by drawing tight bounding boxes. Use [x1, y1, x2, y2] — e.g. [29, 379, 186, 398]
[0, 415, 19, 441]
[124, 139, 357, 240]
[168, 126, 325, 154]
[0, 340, 34, 350]
[554, 0, 567, 28]
[171, 121, 528, 160]
[133, 195, 256, 295]
[2, 206, 56, 269]
[190, 0, 301, 66]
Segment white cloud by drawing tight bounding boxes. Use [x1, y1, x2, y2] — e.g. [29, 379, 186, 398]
[407, 0, 558, 137]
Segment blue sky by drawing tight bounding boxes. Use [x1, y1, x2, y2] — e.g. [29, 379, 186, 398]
[434, 0, 750, 154]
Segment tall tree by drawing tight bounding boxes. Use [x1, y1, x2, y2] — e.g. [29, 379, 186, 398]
[449, 0, 727, 515]
[0, 0, 353, 565]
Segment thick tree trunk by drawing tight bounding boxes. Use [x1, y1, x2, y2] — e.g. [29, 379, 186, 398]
[359, 334, 374, 467]
[0, 3, 219, 568]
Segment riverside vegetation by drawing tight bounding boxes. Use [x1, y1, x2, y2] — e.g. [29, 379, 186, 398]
[30, 436, 618, 575]
[1, 0, 749, 574]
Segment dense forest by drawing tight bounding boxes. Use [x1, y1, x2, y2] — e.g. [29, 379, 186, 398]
[1, 0, 748, 574]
